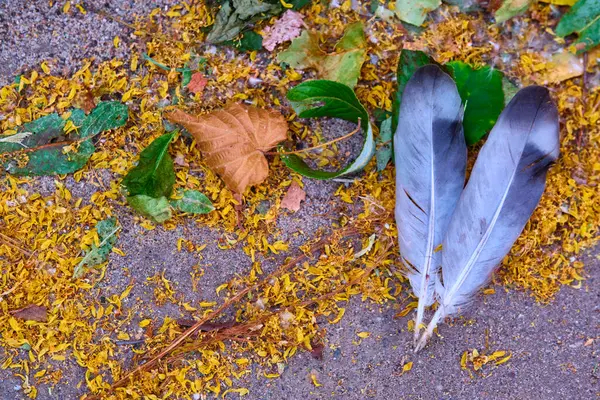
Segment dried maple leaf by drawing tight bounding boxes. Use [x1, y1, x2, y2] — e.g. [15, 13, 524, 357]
[11, 304, 48, 322]
[166, 104, 288, 194]
[187, 72, 208, 94]
[281, 181, 306, 212]
[262, 10, 305, 52]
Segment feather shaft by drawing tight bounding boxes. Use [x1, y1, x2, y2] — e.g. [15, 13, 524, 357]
[415, 86, 559, 352]
[394, 65, 466, 342]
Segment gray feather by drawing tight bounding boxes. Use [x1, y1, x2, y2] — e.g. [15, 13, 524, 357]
[415, 85, 559, 351]
[394, 65, 466, 336]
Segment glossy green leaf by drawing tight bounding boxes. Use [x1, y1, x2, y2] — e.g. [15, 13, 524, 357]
[376, 117, 393, 172]
[391, 49, 433, 132]
[282, 80, 375, 179]
[127, 195, 172, 223]
[122, 133, 176, 198]
[446, 61, 504, 145]
[73, 218, 120, 278]
[170, 189, 215, 214]
[555, 0, 600, 53]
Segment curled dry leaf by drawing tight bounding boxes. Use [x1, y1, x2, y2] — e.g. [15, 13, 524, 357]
[281, 180, 306, 211]
[11, 304, 48, 322]
[166, 104, 288, 194]
[262, 10, 305, 51]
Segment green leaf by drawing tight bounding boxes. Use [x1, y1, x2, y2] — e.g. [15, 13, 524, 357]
[555, 0, 600, 53]
[127, 195, 172, 223]
[394, 0, 441, 26]
[122, 133, 176, 198]
[78, 101, 129, 138]
[282, 80, 375, 179]
[207, 0, 282, 43]
[277, 22, 367, 88]
[446, 61, 504, 145]
[223, 30, 264, 51]
[0, 113, 65, 153]
[170, 189, 215, 214]
[73, 218, 120, 278]
[0, 102, 129, 176]
[494, 0, 534, 23]
[391, 49, 433, 132]
[5, 140, 96, 176]
[376, 117, 393, 172]
[502, 77, 519, 106]
[182, 69, 193, 87]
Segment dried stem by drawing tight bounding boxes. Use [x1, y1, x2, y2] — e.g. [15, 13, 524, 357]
[268, 119, 362, 156]
[108, 231, 355, 391]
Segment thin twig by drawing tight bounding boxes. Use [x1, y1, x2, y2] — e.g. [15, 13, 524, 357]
[164, 237, 392, 363]
[108, 235, 335, 390]
[0, 232, 33, 257]
[267, 119, 362, 156]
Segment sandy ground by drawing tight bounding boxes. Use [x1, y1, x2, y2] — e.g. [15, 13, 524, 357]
[0, 1, 598, 399]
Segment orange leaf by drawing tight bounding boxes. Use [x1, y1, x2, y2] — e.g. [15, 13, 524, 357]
[187, 72, 208, 94]
[166, 104, 288, 194]
[281, 181, 306, 211]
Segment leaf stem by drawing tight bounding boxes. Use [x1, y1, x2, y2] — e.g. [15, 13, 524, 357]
[268, 118, 361, 156]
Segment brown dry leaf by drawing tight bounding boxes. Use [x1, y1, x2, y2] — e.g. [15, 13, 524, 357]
[166, 104, 288, 194]
[11, 304, 48, 322]
[281, 181, 306, 212]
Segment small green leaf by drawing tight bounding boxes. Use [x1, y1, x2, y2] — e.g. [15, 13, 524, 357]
[73, 218, 120, 278]
[555, 0, 600, 53]
[78, 101, 129, 138]
[170, 189, 215, 214]
[122, 133, 176, 198]
[282, 80, 375, 179]
[223, 30, 264, 51]
[394, 0, 441, 26]
[127, 195, 172, 223]
[446, 61, 504, 145]
[206, 0, 282, 43]
[376, 117, 393, 172]
[181, 69, 193, 87]
[391, 49, 433, 132]
[502, 77, 519, 106]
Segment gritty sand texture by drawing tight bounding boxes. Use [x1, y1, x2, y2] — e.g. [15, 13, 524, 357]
[0, 1, 598, 399]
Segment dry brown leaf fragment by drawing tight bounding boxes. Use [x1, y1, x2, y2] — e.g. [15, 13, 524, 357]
[281, 181, 306, 211]
[536, 52, 584, 84]
[187, 72, 208, 94]
[166, 104, 288, 194]
[11, 304, 48, 322]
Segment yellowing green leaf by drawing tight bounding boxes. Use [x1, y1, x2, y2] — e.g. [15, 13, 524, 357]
[394, 0, 441, 26]
[494, 0, 534, 23]
[277, 22, 367, 88]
